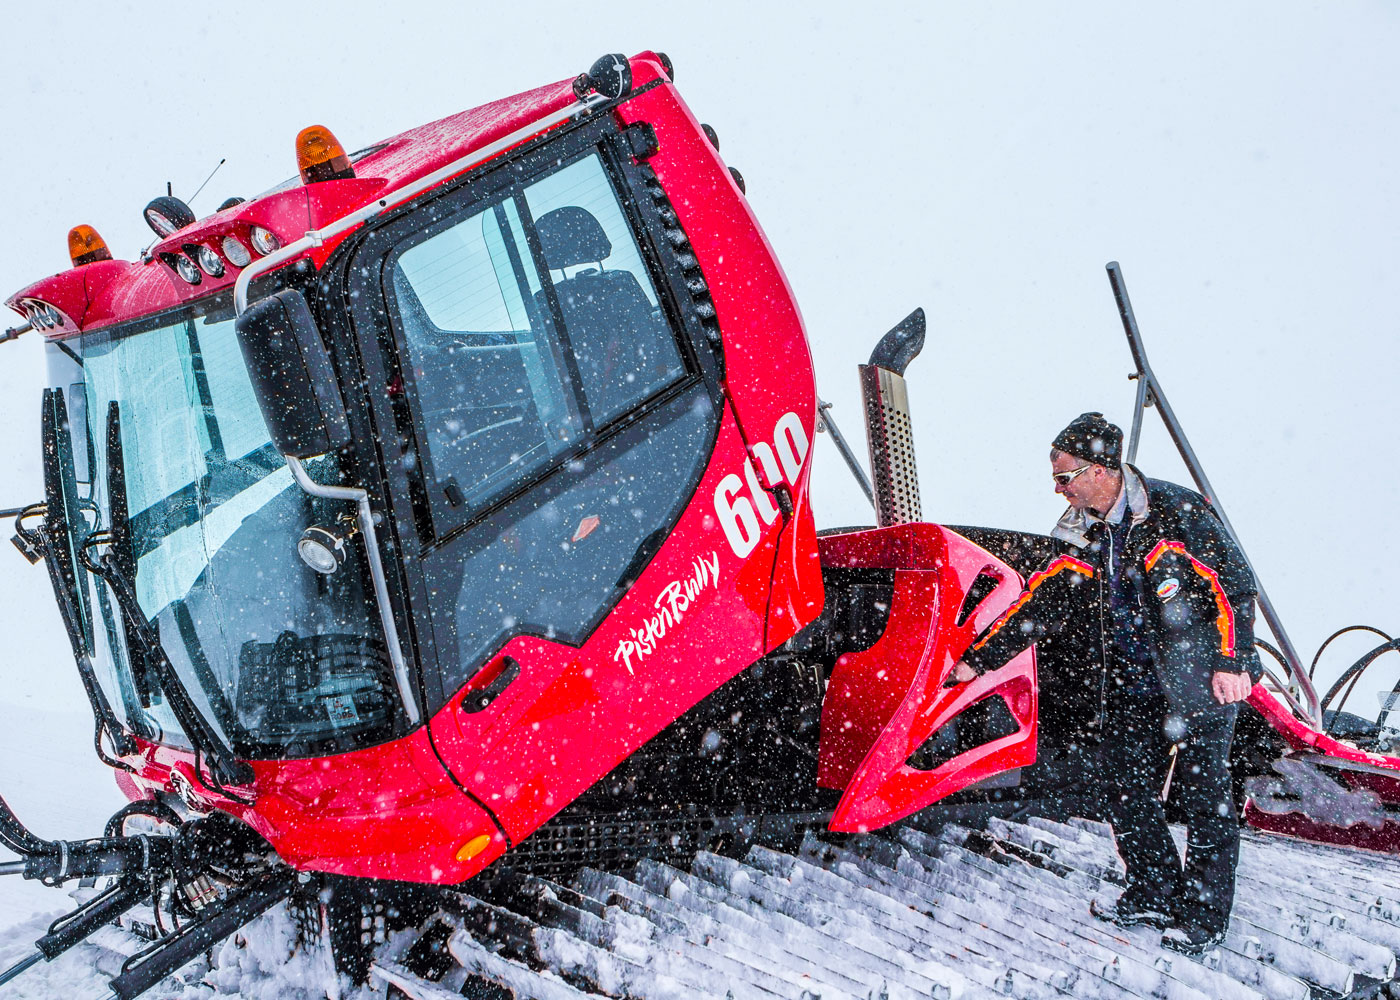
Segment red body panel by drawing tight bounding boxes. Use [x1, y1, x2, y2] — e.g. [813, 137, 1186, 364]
[816, 525, 1038, 832]
[428, 406, 819, 849]
[1242, 806, 1400, 854]
[1245, 686, 1400, 850]
[117, 729, 505, 883]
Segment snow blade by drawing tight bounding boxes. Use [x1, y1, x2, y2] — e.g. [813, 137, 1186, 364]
[1245, 685, 1400, 852]
[817, 524, 1037, 832]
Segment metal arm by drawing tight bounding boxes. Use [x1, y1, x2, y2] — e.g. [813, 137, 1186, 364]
[1106, 261, 1323, 728]
[286, 457, 419, 726]
[817, 400, 874, 506]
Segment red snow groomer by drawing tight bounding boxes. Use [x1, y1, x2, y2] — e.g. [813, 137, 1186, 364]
[0, 51, 1395, 999]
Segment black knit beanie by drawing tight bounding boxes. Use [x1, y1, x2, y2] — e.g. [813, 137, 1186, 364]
[1052, 412, 1123, 470]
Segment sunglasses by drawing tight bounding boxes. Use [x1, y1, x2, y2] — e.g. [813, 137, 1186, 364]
[1052, 464, 1094, 486]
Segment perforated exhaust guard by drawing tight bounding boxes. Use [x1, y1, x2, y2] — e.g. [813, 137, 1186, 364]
[860, 364, 923, 527]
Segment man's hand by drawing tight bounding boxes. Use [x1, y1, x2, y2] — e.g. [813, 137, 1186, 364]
[1211, 670, 1255, 705]
[944, 661, 979, 688]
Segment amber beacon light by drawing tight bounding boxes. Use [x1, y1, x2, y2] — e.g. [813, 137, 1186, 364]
[296, 125, 356, 184]
[68, 225, 113, 267]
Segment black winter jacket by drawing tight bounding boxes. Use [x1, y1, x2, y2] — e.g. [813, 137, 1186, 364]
[961, 468, 1263, 719]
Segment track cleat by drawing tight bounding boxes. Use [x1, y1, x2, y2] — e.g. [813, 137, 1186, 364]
[1089, 895, 1173, 929]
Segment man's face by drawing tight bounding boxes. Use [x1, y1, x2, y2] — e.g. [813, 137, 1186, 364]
[1051, 453, 1116, 512]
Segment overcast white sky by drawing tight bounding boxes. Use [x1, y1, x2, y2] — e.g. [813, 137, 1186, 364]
[0, 2, 1396, 730]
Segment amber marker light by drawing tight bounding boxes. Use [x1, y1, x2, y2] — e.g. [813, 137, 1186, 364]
[296, 125, 356, 184]
[455, 834, 493, 862]
[68, 225, 113, 267]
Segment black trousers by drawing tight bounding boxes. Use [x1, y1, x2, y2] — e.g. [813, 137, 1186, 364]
[1098, 686, 1241, 935]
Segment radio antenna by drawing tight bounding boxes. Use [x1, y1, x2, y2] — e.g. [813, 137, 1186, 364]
[188, 158, 226, 207]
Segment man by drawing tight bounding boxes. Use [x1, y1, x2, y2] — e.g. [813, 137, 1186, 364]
[949, 412, 1261, 955]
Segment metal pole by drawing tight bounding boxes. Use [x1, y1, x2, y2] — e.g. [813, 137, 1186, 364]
[1125, 374, 1149, 467]
[0, 952, 41, 989]
[286, 457, 418, 726]
[817, 400, 874, 506]
[1105, 261, 1322, 727]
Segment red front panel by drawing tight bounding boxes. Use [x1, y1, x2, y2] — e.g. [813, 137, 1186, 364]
[117, 730, 506, 883]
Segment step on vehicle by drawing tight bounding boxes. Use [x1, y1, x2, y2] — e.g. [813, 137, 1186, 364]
[1, 51, 1397, 1000]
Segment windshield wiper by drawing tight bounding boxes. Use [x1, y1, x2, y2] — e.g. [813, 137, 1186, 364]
[36, 390, 137, 767]
[88, 401, 253, 791]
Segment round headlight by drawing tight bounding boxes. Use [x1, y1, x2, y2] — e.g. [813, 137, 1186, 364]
[298, 525, 348, 575]
[194, 245, 225, 278]
[43, 304, 63, 329]
[173, 254, 202, 285]
[249, 226, 281, 256]
[221, 235, 252, 268]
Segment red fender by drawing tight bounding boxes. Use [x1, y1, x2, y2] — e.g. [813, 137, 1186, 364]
[817, 524, 1037, 832]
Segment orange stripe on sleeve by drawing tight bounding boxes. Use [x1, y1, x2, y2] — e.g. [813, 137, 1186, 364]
[971, 554, 1094, 652]
[1144, 539, 1236, 657]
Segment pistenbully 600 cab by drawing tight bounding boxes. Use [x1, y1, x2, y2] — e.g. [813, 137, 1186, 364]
[2, 51, 1397, 1000]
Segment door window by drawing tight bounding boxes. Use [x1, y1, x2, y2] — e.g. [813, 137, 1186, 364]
[387, 151, 690, 527]
[392, 203, 582, 516]
[523, 155, 684, 427]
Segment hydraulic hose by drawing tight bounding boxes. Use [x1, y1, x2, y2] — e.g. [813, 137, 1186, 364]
[1319, 636, 1400, 725]
[0, 789, 181, 883]
[104, 799, 183, 839]
[1309, 624, 1393, 680]
[0, 790, 56, 858]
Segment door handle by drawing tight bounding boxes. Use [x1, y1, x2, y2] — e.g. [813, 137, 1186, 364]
[461, 656, 521, 714]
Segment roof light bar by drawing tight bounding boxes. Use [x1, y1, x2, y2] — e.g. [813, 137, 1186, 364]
[235, 90, 607, 314]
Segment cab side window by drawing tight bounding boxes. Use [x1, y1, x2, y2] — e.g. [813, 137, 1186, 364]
[523, 155, 685, 427]
[387, 151, 690, 527]
[391, 201, 582, 515]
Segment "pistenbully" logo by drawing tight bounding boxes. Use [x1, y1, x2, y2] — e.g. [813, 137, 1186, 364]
[614, 551, 721, 675]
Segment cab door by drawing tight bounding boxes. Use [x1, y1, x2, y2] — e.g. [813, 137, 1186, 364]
[343, 118, 791, 845]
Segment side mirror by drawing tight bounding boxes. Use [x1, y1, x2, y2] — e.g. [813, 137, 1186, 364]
[235, 289, 351, 458]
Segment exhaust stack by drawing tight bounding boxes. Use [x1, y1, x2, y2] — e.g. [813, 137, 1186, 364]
[860, 308, 926, 527]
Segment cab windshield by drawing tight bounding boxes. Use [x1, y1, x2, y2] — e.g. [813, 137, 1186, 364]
[58, 294, 400, 759]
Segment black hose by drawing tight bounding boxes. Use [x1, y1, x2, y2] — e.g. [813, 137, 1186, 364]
[1309, 624, 1393, 680]
[0, 792, 55, 858]
[104, 800, 182, 840]
[92, 717, 136, 774]
[1319, 637, 1400, 725]
[1255, 638, 1289, 673]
